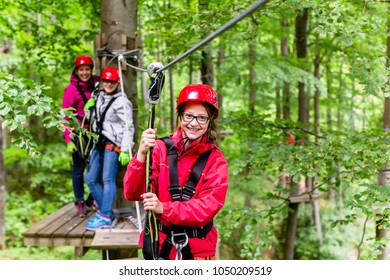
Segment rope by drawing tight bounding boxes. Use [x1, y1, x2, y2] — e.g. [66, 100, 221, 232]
[117, 56, 143, 234]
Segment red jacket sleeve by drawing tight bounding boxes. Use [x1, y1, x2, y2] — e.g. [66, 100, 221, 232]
[123, 154, 147, 201]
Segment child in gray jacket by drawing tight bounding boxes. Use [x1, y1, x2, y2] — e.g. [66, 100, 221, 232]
[84, 67, 134, 230]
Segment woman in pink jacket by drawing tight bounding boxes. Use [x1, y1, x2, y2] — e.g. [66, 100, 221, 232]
[124, 84, 228, 260]
[62, 55, 99, 217]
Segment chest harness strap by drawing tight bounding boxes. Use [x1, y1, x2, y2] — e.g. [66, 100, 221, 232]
[93, 96, 118, 151]
[158, 137, 213, 260]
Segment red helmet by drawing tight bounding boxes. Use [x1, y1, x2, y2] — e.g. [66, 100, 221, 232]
[74, 55, 94, 68]
[101, 67, 119, 82]
[177, 84, 219, 119]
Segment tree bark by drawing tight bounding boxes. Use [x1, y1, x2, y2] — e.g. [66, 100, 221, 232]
[284, 8, 309, 260]
[249, 22, 257, 113]
[375, 1, 390, 260]
[0, 118, 6, 250]
[296, 9, 309, 125]
[199, 0, 214, 87]
[169, 69, 175, 131]
[312, 32, 323, 243]
[100, 0, 138, 209]
[216, 38, 225, 119]
[281, 19, 291, 120]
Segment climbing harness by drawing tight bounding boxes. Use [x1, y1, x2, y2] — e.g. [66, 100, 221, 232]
[157, 137, 214, 260]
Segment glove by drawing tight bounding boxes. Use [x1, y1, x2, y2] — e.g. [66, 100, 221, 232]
[84, 98, 96, 110]
[118, 152, 130, 166]
[67, 141, 77, 153]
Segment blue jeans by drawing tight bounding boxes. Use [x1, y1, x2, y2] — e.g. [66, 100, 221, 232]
[71, 150, 86, 202]
[85, 144, 119, 218]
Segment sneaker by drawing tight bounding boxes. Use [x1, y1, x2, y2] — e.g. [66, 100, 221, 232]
[91, 200, 99, 212]
[88, 213, 99, 223]
[86, 197, 99, 212]
[75, 201, 86, 218]
[85, 214, 111, 231]
[88, 212, 114, 222]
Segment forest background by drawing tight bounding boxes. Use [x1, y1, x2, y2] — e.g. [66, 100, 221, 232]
[1, 0, 390, 260]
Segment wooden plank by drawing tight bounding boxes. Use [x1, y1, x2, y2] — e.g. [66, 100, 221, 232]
[37, 207, 78, 238]
[23, 203, 142, 253]
[23, 203, 74, 237]
[74, 246, 90, 257]
[67, 211, 96, 247]
[90, 229, 140, 249]
[24, 236, 54, 247]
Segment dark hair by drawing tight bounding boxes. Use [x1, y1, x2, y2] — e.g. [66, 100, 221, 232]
[176, 102, 220, 146]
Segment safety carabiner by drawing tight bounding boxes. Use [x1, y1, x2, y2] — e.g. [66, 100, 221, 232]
[171, 231, 189, 260]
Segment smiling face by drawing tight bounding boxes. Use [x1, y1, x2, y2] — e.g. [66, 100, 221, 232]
[180, 101, 210, 143]
[102, 79, 118, 94]
[75, 65, 92, 82]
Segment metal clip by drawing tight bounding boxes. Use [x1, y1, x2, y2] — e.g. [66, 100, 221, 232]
[171, 231, 189, 260]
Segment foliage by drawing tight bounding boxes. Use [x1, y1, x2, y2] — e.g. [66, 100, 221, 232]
[4, 144, 74, 248]
[217, 111, 390, 259]
[0, 246, 100, 260]
[0, 74, 63, 154]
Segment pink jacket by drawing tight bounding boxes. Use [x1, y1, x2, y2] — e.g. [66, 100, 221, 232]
[124, 128, 228, 259]
[61, 72, 99, 142]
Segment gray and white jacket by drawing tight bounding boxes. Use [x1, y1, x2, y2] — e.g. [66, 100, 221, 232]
[85, 90, 134, 152]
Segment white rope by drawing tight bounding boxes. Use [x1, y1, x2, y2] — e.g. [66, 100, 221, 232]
[117, 55, 142, 234]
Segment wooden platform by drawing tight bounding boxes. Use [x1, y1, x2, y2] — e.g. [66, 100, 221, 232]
[23, 203, 141, 258]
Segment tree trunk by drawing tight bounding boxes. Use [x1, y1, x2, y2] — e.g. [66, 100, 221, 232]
[201, 48, 214, 87]
[0, 118, 6, 250]
[249, 22, 257, 113]
[296, 9, 309, 125]
[383, 2, 390, 133]
[169, 69, 175, 131]
[216, 38, 225, 119]
[100, 0, 138, 209]
[276, 86, 281, 119]
[281, 19, 291, 120]
[199, 0, 214, 87]
[284, 8, 309, 260]
[376, 1, 390, 260]
[312, 33, 323, 243]
[138, 17, 148, 109]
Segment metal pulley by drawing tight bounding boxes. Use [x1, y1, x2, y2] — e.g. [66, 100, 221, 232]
[146, 62, 165, 104]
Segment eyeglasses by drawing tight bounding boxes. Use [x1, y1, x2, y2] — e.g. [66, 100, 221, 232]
[181, 113, 210, 125]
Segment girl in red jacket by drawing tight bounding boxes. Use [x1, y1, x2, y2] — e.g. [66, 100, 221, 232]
[124, 84, 228, 260]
